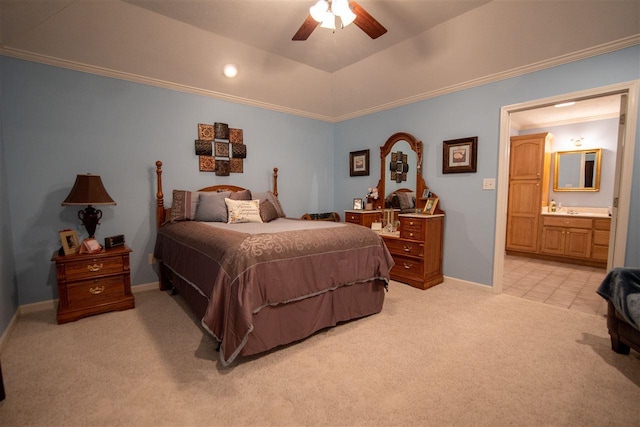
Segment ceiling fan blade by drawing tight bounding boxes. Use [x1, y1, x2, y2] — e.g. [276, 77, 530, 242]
[292, 14, 319, 41]
[351, 1, 387, 39]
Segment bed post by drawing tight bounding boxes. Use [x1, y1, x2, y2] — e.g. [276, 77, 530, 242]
[156, 161, 165, 228]
[273, 167, 278, 197]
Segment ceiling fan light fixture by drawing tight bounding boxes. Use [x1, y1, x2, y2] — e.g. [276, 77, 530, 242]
[332, 0, 356, 27]
[320, 12, 336, 30]
[310, 0, 329, 22]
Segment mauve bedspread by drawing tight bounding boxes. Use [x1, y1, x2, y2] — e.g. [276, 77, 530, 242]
[154, 219, 394, 365]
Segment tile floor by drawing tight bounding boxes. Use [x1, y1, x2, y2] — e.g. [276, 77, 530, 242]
[502, 255, 607, 316]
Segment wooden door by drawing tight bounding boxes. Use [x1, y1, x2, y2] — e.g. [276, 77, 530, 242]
[564, 228, 591, 258]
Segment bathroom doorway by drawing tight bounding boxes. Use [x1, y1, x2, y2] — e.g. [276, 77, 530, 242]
[493, 82, 639, 302]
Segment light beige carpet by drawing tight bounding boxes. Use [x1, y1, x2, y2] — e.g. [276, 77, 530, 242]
[0, 280, 639, 426]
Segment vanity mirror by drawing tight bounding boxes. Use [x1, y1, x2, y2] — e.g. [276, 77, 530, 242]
[375, 132, 428, 211]
[554, 148, 602, 191]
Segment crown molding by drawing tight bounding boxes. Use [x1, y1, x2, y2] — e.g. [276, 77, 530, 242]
[334, 35, 640, 122]
[0, 46, 335, 123]
[1, 34, 638, 124]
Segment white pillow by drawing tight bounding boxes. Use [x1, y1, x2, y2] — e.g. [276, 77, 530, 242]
[225, 198, 263, 224]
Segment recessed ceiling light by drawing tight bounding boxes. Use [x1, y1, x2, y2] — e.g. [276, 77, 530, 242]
[223, 64, 238, 78]
[554, 102, 575, 108]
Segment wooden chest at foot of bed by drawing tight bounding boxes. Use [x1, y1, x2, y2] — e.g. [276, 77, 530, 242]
[52, 245, 135, 324]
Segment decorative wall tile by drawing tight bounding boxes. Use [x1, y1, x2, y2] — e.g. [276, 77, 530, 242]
[229, 128, 243, 143]
[199, 156, 216, 172]
[198, 124, 214, 140]
[215, 141, 229, 157]
[231, 143, 246, 158]
[215, 159, 230, 176]
[214, 122, 229, 140]
[230, 158, 243, 173]
[195, 140, 212, 156]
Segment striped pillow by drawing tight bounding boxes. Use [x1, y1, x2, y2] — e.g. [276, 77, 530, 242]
[170, 190, 199, 222]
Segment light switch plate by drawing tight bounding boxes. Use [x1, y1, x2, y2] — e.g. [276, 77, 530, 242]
[482, 178, 496, 190]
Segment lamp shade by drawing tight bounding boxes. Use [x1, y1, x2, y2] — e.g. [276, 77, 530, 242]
[61, 174, 116, 206]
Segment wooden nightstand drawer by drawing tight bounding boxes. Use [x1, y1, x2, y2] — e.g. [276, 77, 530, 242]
[383, 238, 424, 257]
[64, 255, 124, 281]
[67, 276, 126, 308]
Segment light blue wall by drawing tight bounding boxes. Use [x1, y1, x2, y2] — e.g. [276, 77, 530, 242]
[0, 55, 19, 335]
[334, 46, 640, 286]
[1, 58, 334, 305]
[0, 45, 639, 337]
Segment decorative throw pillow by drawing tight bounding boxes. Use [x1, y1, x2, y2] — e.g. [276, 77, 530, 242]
[396, 192, 414, 210]
[253, 191, 286, 218]
[170, 190, 199, 222]
[195, 191, 231, 222]
[259, 199, 279, 223]
[225, 198, 263, 224]
[230, 189, 252, 200]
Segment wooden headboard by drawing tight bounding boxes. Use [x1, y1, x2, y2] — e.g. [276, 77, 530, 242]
[155, 160, 279, 228]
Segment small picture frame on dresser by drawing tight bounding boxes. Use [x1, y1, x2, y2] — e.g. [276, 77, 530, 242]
[423, 197, 439, 215]
[59, 230, 79, 255]
[353, 198, 363, 210]
[421, 188, 431, 199]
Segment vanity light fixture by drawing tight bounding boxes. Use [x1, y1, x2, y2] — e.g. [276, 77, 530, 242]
[223, 64, 238, 78]
[571, 137, 584, 147]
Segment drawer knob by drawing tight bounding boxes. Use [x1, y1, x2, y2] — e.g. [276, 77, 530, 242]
[409, 232, 414, 237]
[89, 286, 105, 295]
[403, 262, 412, 269]
[87, 263, 103, 272]
[403, 245, 412, 252]
[409, 221, 414, 226]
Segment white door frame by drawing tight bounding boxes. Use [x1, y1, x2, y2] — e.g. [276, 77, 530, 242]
[492, 80, 639, 294]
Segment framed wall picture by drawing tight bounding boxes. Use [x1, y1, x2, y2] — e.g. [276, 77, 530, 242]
[443, 136, 478, 174]
[423, 197, 439, 215]
[59, 229, 80, 255]
[349, 149, 370, 177]
[353, 198, 363, 210]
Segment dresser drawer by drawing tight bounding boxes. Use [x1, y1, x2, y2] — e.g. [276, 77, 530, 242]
[390, 254, 424, 280]
[400, 218, 424, 240]
[67, 275, 126, 308]
[383, 238, 424, 257]
[594, 218, 611, 231]
[64, 255, 124, 281]
[344, 212, 362, 224]
[542, 216, 592, 229]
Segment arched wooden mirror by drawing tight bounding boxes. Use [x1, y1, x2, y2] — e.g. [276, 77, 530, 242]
[375, 132, 433, 212]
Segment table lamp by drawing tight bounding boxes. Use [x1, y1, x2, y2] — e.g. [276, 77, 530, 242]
[61, 174, 116, 239]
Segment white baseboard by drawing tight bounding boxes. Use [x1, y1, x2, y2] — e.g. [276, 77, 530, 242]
[443, 275, 494, 293]
[0, 311, 19, 354]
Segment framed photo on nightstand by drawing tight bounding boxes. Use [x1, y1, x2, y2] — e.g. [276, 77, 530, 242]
[353, 198, 363, 210]
[59, 229, 79, 255]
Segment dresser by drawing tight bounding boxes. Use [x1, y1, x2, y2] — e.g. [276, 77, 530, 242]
[380, 213, 444, 289]
[52, 245, 135, 324]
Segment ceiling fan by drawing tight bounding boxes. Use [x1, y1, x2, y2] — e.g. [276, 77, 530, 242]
[292, 0, 387, 41]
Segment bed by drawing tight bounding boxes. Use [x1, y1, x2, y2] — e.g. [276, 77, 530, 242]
[153, 161, 394, 366]
[597, 268, 640, 355]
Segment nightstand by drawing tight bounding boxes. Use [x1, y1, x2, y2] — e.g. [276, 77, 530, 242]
[51, 245, 135, 324]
